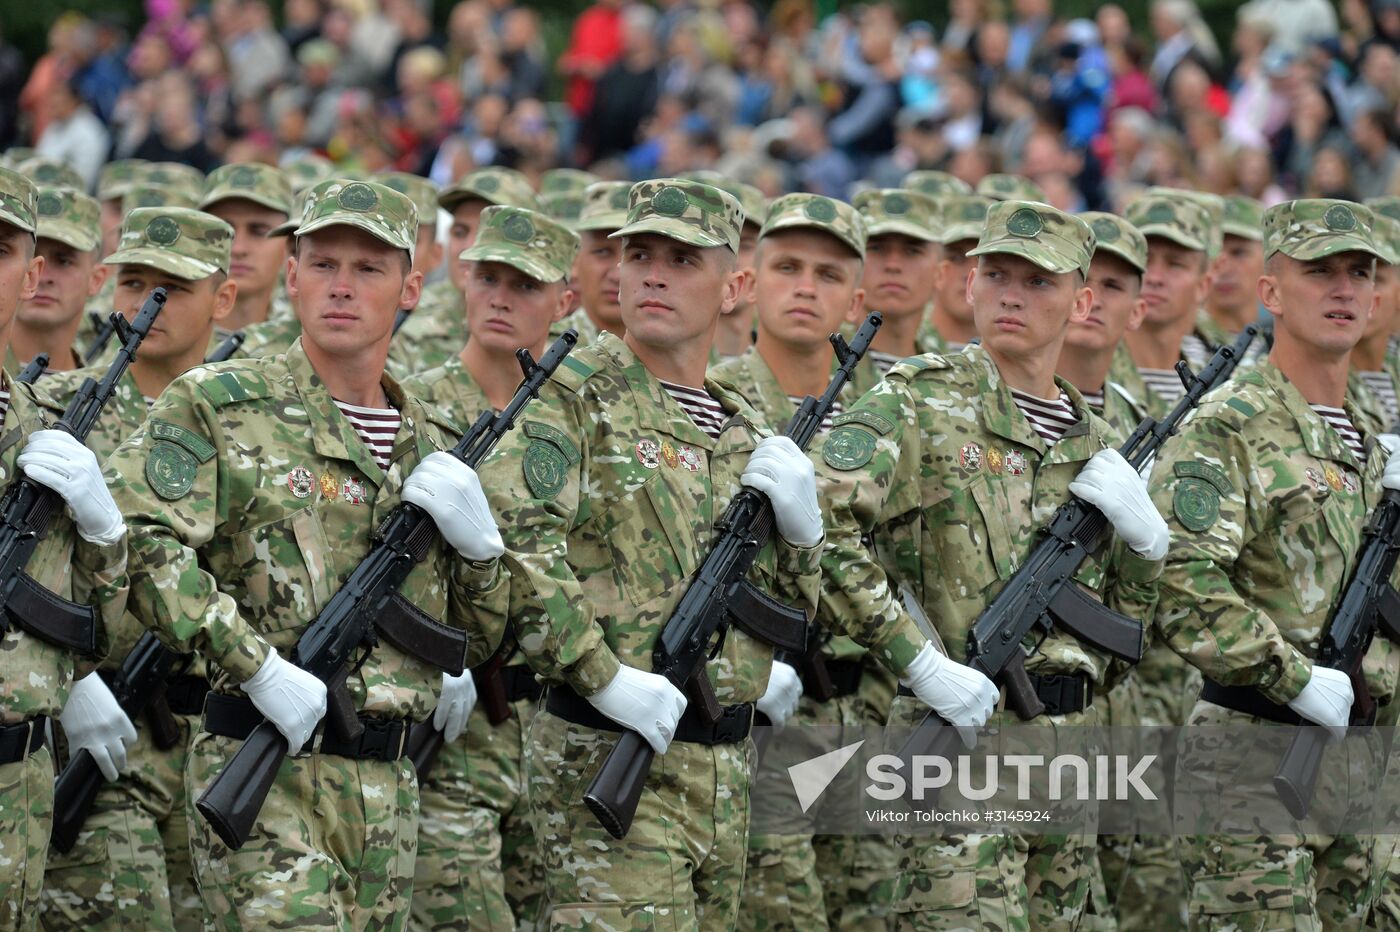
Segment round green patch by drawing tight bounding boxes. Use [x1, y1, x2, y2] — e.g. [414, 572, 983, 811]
[961, 203, 988, 221]
[502, 213, 536, 244]
[1091, 218, 1120, 243]
[1378, 203, 1400, 223]
[1324, 204, 1357, 232]
[1007, 207, 1043, 238]
[883, 194, 910, 215]
[33, 165, 61, 183]
[145, 216, 182, 246]
[338, 183, 378, 212]
[146, 441, 197, 501]
[523, 442, 568, 498]
[804, 198, 838, 222]
[1172, 477, 1219, 532]
[1144, 204, 1175, 225]
[822, 427, 877, 471]
[474, 176, 500, 194]
[36, 193, 62, 217]
[652, 186, 689, 217]
[228, 166, 259, 188]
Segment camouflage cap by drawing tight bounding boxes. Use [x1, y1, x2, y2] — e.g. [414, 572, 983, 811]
[375, 171, 440, 228]
[903, 170, 973, 198]
[1221, 195, 1264, 242]
[680, 171, 768, 226]
[268, 189, 311, 238]
[854, 189, 940, 243]
[461, 206, 580, 283]
[1078, 211, 1147, 273]
[760, 193, 867, 260]
[438, 167, 540, 212]
[135, 162, 205, 198]
[121, 185, 198, 214]
[97, 159, 148, 202]
[967, 200, 1094, 276]
[284, 155, 336, 194]
[200, 162, 294, 216]
[541, 191, 586, 225]
[939, 194, 996, 245]
[0, 167, 38, 234]
[1366, 196, 1400, 225]
[1147, 187, 1224, 256]
[0, 148, 36, 171]
[541, 168, 601, 196]
[1125, 191, 1212, 253]
[575, 181, 632, 232]
[609, 179, 744, 252]
[15, 157, 84, 192]
[1262, 199, 1384, 262]
[294, 178, 418, 260]
[976, 174, 1046, 203]
[34, 186, 101, 252]
[1372, 213, 1400, 265]
[105, 207, 233, 279]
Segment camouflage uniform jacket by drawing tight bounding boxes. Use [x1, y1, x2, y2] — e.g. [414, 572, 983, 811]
[231, 315, 304, 360]
[388, 280, 465, 377]
[103, 338, 506, 720]
[475, 331, 827, 702]
[1150, 359, 1397, 706]
[815, 343, 1162, 685]
[1109, 341, 1168, 420]
[400, 355, 490, 425]
[551, 309, 599, 345]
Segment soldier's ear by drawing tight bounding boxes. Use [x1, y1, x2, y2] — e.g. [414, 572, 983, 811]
[20, 253, 42, 303]
[1257, 271, 1282, 316]
[86, 262, 110, 298]
[211, 275, 238, 324]
[553, 286, 574, 323]
[845, 287, 865, 325]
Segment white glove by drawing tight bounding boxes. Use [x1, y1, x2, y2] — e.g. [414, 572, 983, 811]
[586, 665, 688, 754]
[60, 674, 137, 782]
[1069, 448, 1170, 560]
[741, 436, 823, 548]
[1384, 446, 1400, 491]
[756, 660, 803, 729]
[401, 451, 505, 561]
[900, 642, 999, 746]
[1377, 433, 1400, 456]
[1286, 666, 1354, 741]
[433, 669, 477, 742]
[17, 430, 125, 545]
[241, 652, 328, 755]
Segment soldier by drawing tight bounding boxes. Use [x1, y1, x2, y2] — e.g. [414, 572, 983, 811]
[11, 187, 107, 372]
[0, 166, 131, 929]
[1350, 214, 1400, 429]
[471, 179, 972, 928]
[376, 171, 446, 284]
[1200, 195, 1267, 349]
[815, 200, 1170, 929]
[401, 206, 578, 932]
[928, 194, 993, 352]
[568, 181, 631, 344]
[95, 160, 146, 256]
[903, 170, 973, 198]
[683, 172, 768, 361]
[197, 163, 293, 335]
[976, 173, 1046, 202]
[1150, 199, 1394, 927]
[855, 189, 943, 373]
[15, 158, 85, 194]
[38, 206, 237, 932]
[541, 169, 601, 199]
[102, 178, 507, 928]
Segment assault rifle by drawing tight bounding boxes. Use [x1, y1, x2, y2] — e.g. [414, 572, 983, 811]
[17, 354, 49, 384]
[582, 312, 883, 839]
[82, 311, 118, 365]
[196, 329, 578, 850]
[205, 331, 246, 363]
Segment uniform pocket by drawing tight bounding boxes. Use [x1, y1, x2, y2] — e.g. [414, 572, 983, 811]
[941, 476, 1012, 602]
[228, 506, 330, 633]
[597, 475, 686, 609]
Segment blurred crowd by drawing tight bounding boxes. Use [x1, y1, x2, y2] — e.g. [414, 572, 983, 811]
[4, 0, 1400, 212]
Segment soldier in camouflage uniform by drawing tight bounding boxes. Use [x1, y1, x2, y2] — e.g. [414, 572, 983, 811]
[103, 178, 508, 929]
[198, 163, 293, 337]
[903, 170, 973, 198]
[680, 171, 768, 361]
[1351, 214, 1400, 430]
[11, 187, 107, 372]
[541, 169, 601, 199]
[567, 181, 632, 346]
[815, 200, 1170, 930]
[1200, 196, 1267, 352]
[929, 194, 993, 352]
[0, 166, 131, 932]
[95, 160, 147, 255]
[401, 206, 578, 932]
[1150, 199, 1396, 928]
[855, 189, 944, 374]
[39, 207, 238, 932]
[976, 173, 1046, 202]
[376, 172, 446, 284]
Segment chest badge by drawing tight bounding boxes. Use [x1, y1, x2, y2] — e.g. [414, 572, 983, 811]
[678, 446, 701, 472]
[660, 440, 679, 469]
[1305, 467, 1328, 494]
[341, 476, 368, 505]
[319, 472, 339, 501]
[987, 448, 1004, 474]
[959, 442, 983, 472]
[635, 439, 660, 469]
[287, 466, 315, 499]
[1324, 465, 1344, 492]
[1005, 450, 1027, 476]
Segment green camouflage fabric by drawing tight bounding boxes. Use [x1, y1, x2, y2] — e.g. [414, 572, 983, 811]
[1222, 195, 1265, 241]
[1125, 190, 1213, 253]
[1366, 195, 1400, 224]
[575, 182, 631, 232]
[462, 206, 580, 283]
[540, 168, 600, 196]
[1371, 213, 1400, 266]
[540, 191, 585, 225]
[268, 188, 311, 237]
[0, 749, 56, 930]
[284, 155, 336, 194]
[15, 157, 84, 192]
[96, 159, 148, 203]
[1108, 341, 1168, 421]
[1, 147, 36, 169]
[133, 162, 204, 198]
[438, 167, 541, 213]
[938, 194, 994, 245]
[106, 207, 233, 280]
[1264, 199, 1383, 261]
[611, 178, 744, 252]
[34, 186, 100, 252]
[1079, 210, 1147, 272]
[199, 162, 293, 215]
[120, 185, 198, 214]
[0, 167, 38, 233]
[853, 189, 940, 244]
[903, 170, 973, 198]
[1148, 187, 1225, 257]
[386, 279, 465, 378]
[375, 171, 439, 228]
[551, 309, 599, 346]
[967, 199, 1095, 276]
[975, 173, 1046, 202]
[681, 171, 768, 226]
[295, 178, 418, 259]
[760, 192, 868, 259]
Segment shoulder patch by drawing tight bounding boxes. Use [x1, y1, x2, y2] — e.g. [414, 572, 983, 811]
[889, 354, 951, 379]
[548, 350, 603, 395]
[149, 418, 216, 463]
[523, 440, 570, 498]
[523, 420, 580, 464]
[196, 367, 275, 407]
[822, 426, 877, 471]
[1173, 477, 1220, 532]
[831, 409, 894, 435]
[146, 442, 197, 500]
[1225, 398, 1257, 418]
[1173, 460, 1233, 495]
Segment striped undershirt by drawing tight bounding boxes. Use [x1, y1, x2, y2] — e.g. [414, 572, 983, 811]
[1010, 387, 1079, 445]
[660, 380, 727, 440]
[1140, 368, 1186, 405]
[1358, 371, 1400, 428]
[0, 388, 10, 424]
[1312, 405, 1365, 463]
[1180, 333, 1211, 370]
[868, 350, 903, 377]
[333, 399, 401, 470]
[786, 396, 843, 433]
[1079, 388, 1105, 411]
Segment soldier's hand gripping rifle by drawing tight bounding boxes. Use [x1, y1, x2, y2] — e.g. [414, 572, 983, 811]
[0, 291, 166, 657]
[581, 312, 883, 840]
[1273, 488, 1400, 818]
[196, 329, 578, 850]
[896, 324, 1260, 773]
[82, 310, 118, 365]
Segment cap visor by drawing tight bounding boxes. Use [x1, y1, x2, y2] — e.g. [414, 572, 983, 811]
[864, 219, 939, 243]
[762, 215, 865, 259]
[0, 207, 35, 235]
[1094, 242, 1147, 273]
[1277, 235, 1386, 262]
[608, 216, 730, 249]
[966, 237, 1081, 274]
[460, 243, 565, 282]
[200, 190, 292, 216]
[574, 212, 628, 232]
[295, 214, 414, 258]
[103, 246, 217, 280]
[940, 224, 984, 245]
[437, 187, 493, 211]
[37, 223, 98, 253]
[1134, 224, 1208, 252]
[1221, 223, 1262, 241]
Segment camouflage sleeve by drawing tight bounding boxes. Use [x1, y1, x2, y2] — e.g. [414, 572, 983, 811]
[1149, 416, 1313, 704]
[449, 554, 508, 669]
[813, 378, 930, 676]
[71, 536, 129, 675]
[1098, 543, 1162, 691]
[103, 378, 273, 683]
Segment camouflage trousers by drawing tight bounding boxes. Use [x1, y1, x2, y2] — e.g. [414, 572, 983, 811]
[1174, 701, 1386, 931]
[740, 660, 898, 932]
[412, 696, 542, 931]
[39, 714, 200, 931]
[186, 728, 419, 931]
[885, 696, 1101, 931]
[1366, 701, 1400, 929]
[523, 708, 749, 930]
[0, 744, 53, 932]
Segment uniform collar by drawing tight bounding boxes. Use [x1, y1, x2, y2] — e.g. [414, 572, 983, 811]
[1256, 359, 1361, 468]
[285, 337, 407, 485]
[965, 342, 1099, 462]
[594, 331, 747, 449]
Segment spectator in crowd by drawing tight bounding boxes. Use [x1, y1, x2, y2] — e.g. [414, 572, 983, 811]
[220, 0, 290, 102]
[559, 0, 625, 119]
[0, 23, 27, 149]
[1352, 107, 1400, 197]
[34, 79, 109, 190]
[580, 3, 660, 162]
[1149, 0, 1219, 93]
